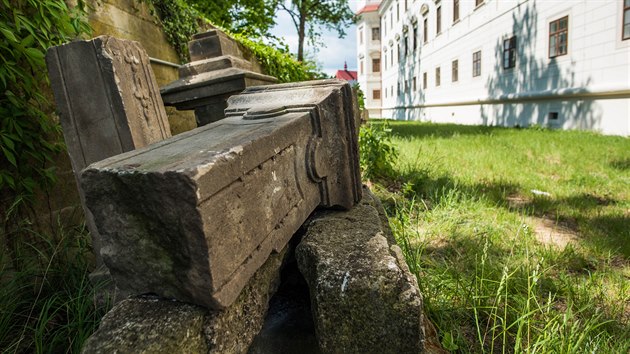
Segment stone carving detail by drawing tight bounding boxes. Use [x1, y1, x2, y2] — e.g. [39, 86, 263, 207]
[82, 79, 361, 309]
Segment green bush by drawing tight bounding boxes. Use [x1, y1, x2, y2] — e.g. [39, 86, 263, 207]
[358, 121, 399, 181]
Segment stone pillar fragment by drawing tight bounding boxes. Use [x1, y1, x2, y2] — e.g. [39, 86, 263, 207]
[296, 187, 425, 353]
[161, 30, 277, 126]
[81, 79, 361, 309]
[46, 36, 172, 278]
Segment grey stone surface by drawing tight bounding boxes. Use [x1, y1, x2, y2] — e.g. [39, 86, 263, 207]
[81, 79, 361, 309]
[83, 244, 289, 354]
[161, 29, 276, 126]
[296, 187, 425, 354]
[46, 36, 172, 290]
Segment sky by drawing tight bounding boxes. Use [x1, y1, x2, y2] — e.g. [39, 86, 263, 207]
[269, 1, 359, 76]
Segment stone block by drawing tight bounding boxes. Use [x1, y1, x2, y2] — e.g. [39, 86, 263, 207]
[188, 30, 244, 61]
[83, 244, 289, 353]
[46, 36, 172, 281]
[161, 29, 277, 126]
[81, 79, 361, 309]
[296, 187, 425, 353]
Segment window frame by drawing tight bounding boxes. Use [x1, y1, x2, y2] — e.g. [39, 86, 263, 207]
[372, 58, 381, 73]
[372, 27, 380, 41]
[423, 18, 428, 44]
[373, 89, 381, 100]
[435, 67, 441, 87]
[549, 16, 569, 58]
[503, 36, 517, 69]
[453, 0, 460, 22]
[472, 50, 481, 77]
[436, 5, 442, 35]
[452, 59, 458, 82]
[623, 0, 630, 40]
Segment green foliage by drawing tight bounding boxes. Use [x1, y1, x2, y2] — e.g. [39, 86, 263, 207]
[0, 0, 90, 220]
[358, 122, 399, 181]
[144, 0, 200, 62]
[230, 32, 322, 83]
[187, 0, 278, 38]
[352, 82, 365, 111]
[278, 0, 355, 61]
[0, 220, 111, 353]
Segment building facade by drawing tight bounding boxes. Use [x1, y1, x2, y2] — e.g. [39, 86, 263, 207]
[356, 0, 384, 117]
[356, 0, 630, 136]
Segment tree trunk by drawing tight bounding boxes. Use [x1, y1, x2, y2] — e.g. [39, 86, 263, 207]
[297, 10, 306, 62]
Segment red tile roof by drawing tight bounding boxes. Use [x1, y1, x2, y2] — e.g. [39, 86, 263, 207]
[335, 70, 357, 81]
[356, 3, 380, 15]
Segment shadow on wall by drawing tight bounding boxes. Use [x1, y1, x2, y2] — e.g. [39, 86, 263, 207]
[394, 26, 425, 121]
[483, 1, 602, 130]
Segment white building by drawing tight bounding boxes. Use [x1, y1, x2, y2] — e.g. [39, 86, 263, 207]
[356, 0, 384, 118]
[356, 0, 630, 136]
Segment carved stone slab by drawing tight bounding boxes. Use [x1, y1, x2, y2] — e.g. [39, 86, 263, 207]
[46, 36, 172, 275]
[82, 79, 361, 309]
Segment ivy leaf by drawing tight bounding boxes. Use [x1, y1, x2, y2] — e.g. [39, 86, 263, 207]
[0, 26, 17, 43]
[2, 134, 15, 150]
[2, 146, 17, 167]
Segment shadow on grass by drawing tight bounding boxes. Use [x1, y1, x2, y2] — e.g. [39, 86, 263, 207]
[389, 167, 629, 259]
[388, 122, 500, 140]
[610, 158, 630, 171]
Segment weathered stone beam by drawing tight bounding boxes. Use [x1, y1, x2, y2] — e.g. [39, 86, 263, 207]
[81, 79, 361, 309]
[296, 187, 425, 353]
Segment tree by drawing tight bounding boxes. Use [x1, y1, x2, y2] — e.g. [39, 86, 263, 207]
[278, 0, 354, 62]
[188, 0, 279, 38]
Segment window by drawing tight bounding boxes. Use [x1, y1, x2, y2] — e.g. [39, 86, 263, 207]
[385, 88, 387, 98]
[383, 17, 387, 37]
[397, 2, 400, 22]
[397, 83, 401, 95]
[413, 26, 418, 50]
[391, 48, 394, 66]
[405, 0, 408, 11]
[404, 35, 408, 57]
[423, 72, 427, 89]
[373, 89, 381, 100]
[373, 58, 381, 72]
[452, 60, 458, 82]
[384, 52, 388, 70]
[359, 60, 363, 75]
[436, 67, 441, 86]
[473, 50, 481, 77]
[625, 0, 630, 40]
[476, 0, 484, 6]
[390, 9, 393, 29]
[359, 27, 363, 44]
[391, 86, 394, 97]
[413, 76, 417, 91]
[503, 36, 517, 69]
[372, 27, 380, 40]
[436, 6, 442, 35]
[423, 18, 428, 43]
[453, 0, 460, 22]
[549, 16, 568, 58]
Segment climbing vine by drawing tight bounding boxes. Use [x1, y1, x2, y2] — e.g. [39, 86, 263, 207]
[0, 0, 90, 219]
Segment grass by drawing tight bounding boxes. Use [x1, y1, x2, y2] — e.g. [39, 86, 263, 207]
[367, 121, 630, 353]
[0, 218, 110, 353]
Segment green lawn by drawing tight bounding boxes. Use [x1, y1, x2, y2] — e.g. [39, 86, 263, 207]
[368, 121, 630, 353]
